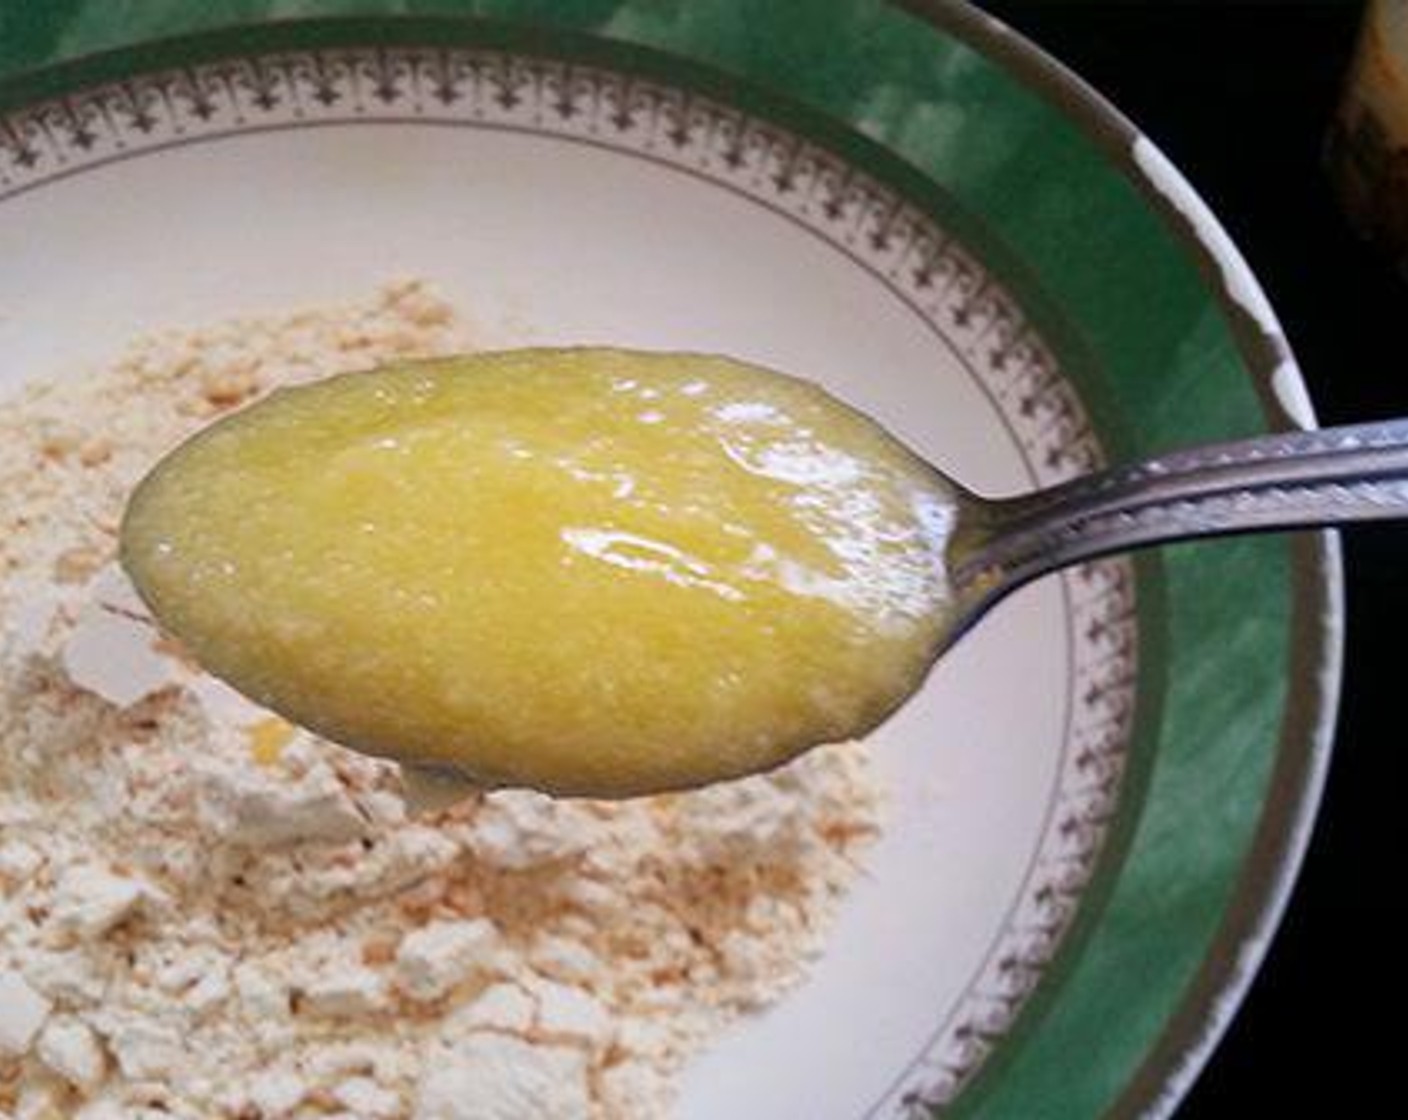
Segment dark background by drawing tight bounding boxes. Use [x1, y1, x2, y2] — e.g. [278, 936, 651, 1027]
[974, 1, 1400, 1115]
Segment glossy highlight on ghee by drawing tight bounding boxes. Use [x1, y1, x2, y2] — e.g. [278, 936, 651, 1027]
[120, 349, 957, 796]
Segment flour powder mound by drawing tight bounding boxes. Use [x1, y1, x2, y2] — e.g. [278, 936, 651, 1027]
[0, 282, 884, 1120]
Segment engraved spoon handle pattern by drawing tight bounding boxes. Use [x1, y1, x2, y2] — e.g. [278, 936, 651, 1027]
[952, 419, 1408, 611]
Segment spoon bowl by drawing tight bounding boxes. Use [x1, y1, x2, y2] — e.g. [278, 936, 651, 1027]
[120, 349, 962, 798]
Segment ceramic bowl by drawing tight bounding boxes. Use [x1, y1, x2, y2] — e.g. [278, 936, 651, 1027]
[0, 3, 1339, 1117]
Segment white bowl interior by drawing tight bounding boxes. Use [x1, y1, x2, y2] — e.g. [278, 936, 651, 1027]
[0, 124, 1076, 1117]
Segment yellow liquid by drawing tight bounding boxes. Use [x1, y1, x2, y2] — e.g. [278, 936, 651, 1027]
[121, 349, 956, 797]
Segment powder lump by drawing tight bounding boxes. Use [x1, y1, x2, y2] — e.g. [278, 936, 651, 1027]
[0, 282, 883, 1119]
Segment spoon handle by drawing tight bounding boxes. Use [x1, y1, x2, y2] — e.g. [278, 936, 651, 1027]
[954, 418, 1408, 596]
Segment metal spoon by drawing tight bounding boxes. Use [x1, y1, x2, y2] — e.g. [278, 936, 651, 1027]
[403, 416, 1407, 809]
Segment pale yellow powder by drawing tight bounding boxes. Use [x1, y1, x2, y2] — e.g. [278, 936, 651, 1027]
[0, 282, 882, 1120]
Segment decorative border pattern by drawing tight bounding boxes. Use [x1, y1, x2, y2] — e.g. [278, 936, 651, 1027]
[0, 46, 1139, 1116]
[890, 558, 1136, 1116]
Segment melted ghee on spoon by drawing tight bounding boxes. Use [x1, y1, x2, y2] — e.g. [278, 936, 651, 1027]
[120, 349, 957, 797]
